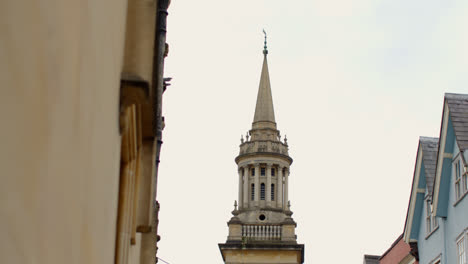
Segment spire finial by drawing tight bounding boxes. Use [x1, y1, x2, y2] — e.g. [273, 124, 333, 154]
[262, 29, 268, 55]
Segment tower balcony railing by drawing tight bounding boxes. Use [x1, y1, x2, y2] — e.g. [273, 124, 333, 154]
[239, 140, 289, 156]
[242, 224, 282, 241]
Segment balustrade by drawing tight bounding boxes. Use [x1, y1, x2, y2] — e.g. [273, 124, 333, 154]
[239, 141, 289, 156]
[241, 224, 282, 241]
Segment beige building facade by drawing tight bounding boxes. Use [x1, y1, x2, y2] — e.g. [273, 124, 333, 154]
[0, 0, 171, 263]
[219, 38, 305, 264]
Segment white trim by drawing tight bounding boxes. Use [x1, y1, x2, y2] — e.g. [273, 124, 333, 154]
[456, 229, 468, 264]
[454, 157, 468, 204]
[444, 153, 454, 159]
[416, 188, 426, 193]
[429, 254, 442, 264]
[425, 197, 439, 237]
[404, 146, 423, 243]
[398, 254, 416, 264]
[433, 103, 450, 215]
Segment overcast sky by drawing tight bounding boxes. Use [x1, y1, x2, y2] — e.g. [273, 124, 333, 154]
[157, 0, 468, 263]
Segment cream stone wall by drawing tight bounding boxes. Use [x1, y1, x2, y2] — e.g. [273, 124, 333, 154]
[122, 0, 156, 83]
[223, 249, 302, 264]
[0, 1, 128, 263]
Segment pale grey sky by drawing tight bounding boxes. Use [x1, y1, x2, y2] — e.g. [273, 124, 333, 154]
[158, 0, 468, 263]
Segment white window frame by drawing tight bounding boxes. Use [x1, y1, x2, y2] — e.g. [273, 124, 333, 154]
[454, 157, 468, 203]
[455, 158, 462, 200]
[463, 165, 468, 195]
[457, 230, 468, 264]
[429, 255, 441, 264]
[426, 198, 438, 236]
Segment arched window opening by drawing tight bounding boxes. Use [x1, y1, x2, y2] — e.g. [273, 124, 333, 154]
[251, 184, 255, 201]
[271, 184, 275, 201]
[260, 183, 265, 200]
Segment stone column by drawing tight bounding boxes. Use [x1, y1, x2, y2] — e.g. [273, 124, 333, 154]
[277, 166, 283, 209]
[266, 164, 272, 207]
[238, 168, 243, 209]
[284, 167, 289, 210]
[243, 166, 249, 208]
[254, 164, 260, 206]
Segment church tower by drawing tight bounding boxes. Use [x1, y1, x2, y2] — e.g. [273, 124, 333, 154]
[218, 34, 305, 264]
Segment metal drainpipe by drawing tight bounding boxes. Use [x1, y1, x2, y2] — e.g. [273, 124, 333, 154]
[151, 0, 170, 263]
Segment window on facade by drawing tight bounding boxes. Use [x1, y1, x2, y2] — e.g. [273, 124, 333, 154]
[271, 184, 275, 201]
[251, 184, 255, 201]
[463, 164, 468, 195]
[271, 168, 275, 176]
[260, 183, 265, 200]
[261, 167, 266, 176]
[251, 168, 255, 176]
[456, 159, 462, 200]
[455, 158, 468, 201]
[458, 234, 466, 264]
[426, 199, 438, 235]
[242, 168, 244, 176]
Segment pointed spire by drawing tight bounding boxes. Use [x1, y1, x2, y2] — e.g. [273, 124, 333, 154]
[253, 30, 276, 129]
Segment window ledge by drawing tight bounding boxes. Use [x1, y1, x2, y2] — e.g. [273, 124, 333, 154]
[454, 190, 468, 207]
[425, 225, 439, 240]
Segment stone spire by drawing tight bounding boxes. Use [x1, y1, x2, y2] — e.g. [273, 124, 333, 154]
[219, 34, 304, 264]
[253, 32, 276, 130]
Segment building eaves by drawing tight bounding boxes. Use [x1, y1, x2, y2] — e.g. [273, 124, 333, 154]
[363, 254, 380, 264]
[445, 93, 468, 151]
[420, 137, 439, 196]
[379, 233, 404, 260]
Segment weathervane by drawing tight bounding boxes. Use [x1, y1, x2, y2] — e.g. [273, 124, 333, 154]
[263, 29, 268, 55]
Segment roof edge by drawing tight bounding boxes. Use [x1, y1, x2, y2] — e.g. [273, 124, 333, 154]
[379, 233, 404, 260]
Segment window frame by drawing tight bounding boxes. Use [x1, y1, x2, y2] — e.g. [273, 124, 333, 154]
[463, 166, 468, 195]
[457, 230, 468, 264]
[271, 183, 275, 201]
[425, 198, 438, 237]
[454, 157, 468, 203]
[251, 183, 255, 201]
[455, 158, 462, 200]
[429, 255, 442, 264]
[426, 199, 432, 235]
[260, 183, 265, 200]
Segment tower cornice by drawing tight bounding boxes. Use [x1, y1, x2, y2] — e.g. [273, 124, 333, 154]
[235, 151, 293, 165]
